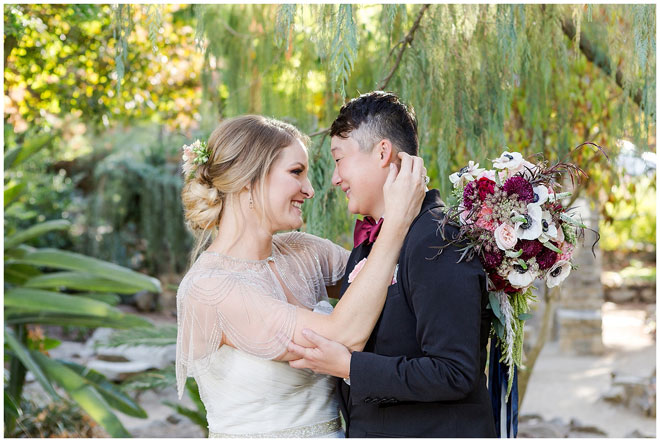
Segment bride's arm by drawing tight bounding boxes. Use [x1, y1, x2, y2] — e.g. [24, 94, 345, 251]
[289, 219, 408, 352]
[221, 217, 408, 357]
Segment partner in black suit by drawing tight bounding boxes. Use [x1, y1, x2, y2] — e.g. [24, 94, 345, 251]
[287, 91, 496, 437]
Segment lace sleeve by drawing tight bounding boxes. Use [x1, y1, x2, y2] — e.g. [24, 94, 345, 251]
[175, 269, 296, 399]
[278, 232, 350, 286]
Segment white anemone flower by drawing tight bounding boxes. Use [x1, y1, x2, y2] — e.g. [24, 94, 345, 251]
[532, 185, 549, 205]
[539, 210, 558, 242]
[493, 151, 524, 170]
[546, 260, 572, 288]
[507, 265, 538, 289]
[510, 159, 537, 177]
[449, 161, 485, 188]
[513, 203, 543, 240]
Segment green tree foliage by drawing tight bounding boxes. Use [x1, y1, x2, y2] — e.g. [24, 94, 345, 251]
[4, 4, 655, 254]
[5, 4, 204, 272]
[4, 4, 204, 134]
[80, 124, 193, 274]
[187, 4, 655, 242]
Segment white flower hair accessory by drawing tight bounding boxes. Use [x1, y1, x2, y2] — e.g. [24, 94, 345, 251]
[182, 139, 211, 178]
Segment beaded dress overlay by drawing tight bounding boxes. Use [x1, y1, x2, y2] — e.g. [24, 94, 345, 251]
[176, 232, 350, 437]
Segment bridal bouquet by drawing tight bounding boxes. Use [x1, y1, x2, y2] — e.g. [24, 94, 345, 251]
[441, 149, 594, 397]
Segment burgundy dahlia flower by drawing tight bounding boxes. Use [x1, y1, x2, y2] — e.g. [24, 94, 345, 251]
[488, 273, 508, 291]
[489, 273, 519, 294]
[536, 245, 559, 270]
[482, 249, 503, 269]
[503, 176, 534, 202]
[517, 239, 544, 260]
[463, 181, 477, 210]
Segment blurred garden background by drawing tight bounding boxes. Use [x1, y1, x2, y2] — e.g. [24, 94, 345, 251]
[3, 4, 656, 438]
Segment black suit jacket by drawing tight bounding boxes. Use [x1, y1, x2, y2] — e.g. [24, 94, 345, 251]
[337, 189, 496, 438]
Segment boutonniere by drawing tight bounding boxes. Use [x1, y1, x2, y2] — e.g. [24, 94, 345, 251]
[348, 258, 397, 285]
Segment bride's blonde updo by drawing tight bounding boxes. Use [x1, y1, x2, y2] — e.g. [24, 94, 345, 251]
[181, 115, 309, 234]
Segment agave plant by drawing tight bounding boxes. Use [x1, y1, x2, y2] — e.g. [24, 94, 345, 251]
[4, 132, 161, 437]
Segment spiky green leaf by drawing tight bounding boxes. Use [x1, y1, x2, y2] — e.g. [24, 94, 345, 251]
[24, 271, 142, 294]
[4, 220, 71, 250]
[4, 327, 60, 400]
[30, 351, 132, 437]
[60, 360, 148, 418]
[9, 248, 161, 293]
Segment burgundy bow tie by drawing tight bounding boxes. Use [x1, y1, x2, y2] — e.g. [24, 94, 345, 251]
[353, 216, 384, 248]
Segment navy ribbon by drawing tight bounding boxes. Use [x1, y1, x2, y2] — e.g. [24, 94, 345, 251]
[488, 339, 519, 438]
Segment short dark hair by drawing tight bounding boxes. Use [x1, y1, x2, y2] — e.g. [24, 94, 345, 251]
[330, 91, 418, 156]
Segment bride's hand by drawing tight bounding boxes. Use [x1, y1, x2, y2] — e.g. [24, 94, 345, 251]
[382, 152, 427, 230]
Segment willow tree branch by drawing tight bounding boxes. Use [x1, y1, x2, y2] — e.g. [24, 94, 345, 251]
[310, 4, 431, 138]
[561, 16, 646, 112]
[377, 4, 430, 90]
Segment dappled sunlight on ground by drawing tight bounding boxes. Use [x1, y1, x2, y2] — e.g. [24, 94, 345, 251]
[521, 302, 656, 438]
[602, 302, 655, 350]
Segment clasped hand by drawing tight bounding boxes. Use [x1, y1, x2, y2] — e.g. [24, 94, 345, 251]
[287, 329, 352, 379]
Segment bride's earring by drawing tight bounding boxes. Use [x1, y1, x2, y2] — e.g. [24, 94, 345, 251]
[249, 193, 254, 210]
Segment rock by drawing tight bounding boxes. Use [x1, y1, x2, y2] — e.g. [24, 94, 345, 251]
[556, 308, 605, 355]
[517, 415, 569, 438]
[604, 371, 657, 418]
[601, 385, 626, 403]
[95, 344, 175, 369]
[519, 415, 609, 438]
[569, 418, 608, 436]
[639, 287, 656, 304]
[48, 341, 94, 362]
[626, 429, 654, 438]
[87, 359, 157, 381]
[519, 413, 544, 422]
[166, 414, 181, 424]
[517, 420, 568, 438]
[606, 288, 637, 303]
[85, 327, 116, 351]
[568, 429, 607, 438]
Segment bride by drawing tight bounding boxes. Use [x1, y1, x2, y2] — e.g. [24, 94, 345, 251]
[175, 115, 426, 437]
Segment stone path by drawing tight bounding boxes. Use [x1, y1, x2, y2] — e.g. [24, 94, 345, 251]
[520, 302, 656, 438]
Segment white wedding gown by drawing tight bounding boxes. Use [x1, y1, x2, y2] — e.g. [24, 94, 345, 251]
[176, 232, 350, 437]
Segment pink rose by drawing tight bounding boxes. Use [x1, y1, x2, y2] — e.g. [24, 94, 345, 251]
[475, 206, 496, 231]
[494, 223, 517, 250]
[347, 258, 367, 283]
[347, 258, 397, 285]
[478, 169, 508, 183]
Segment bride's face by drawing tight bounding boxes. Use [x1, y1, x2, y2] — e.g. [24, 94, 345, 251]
[260, 140, 314, 231]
